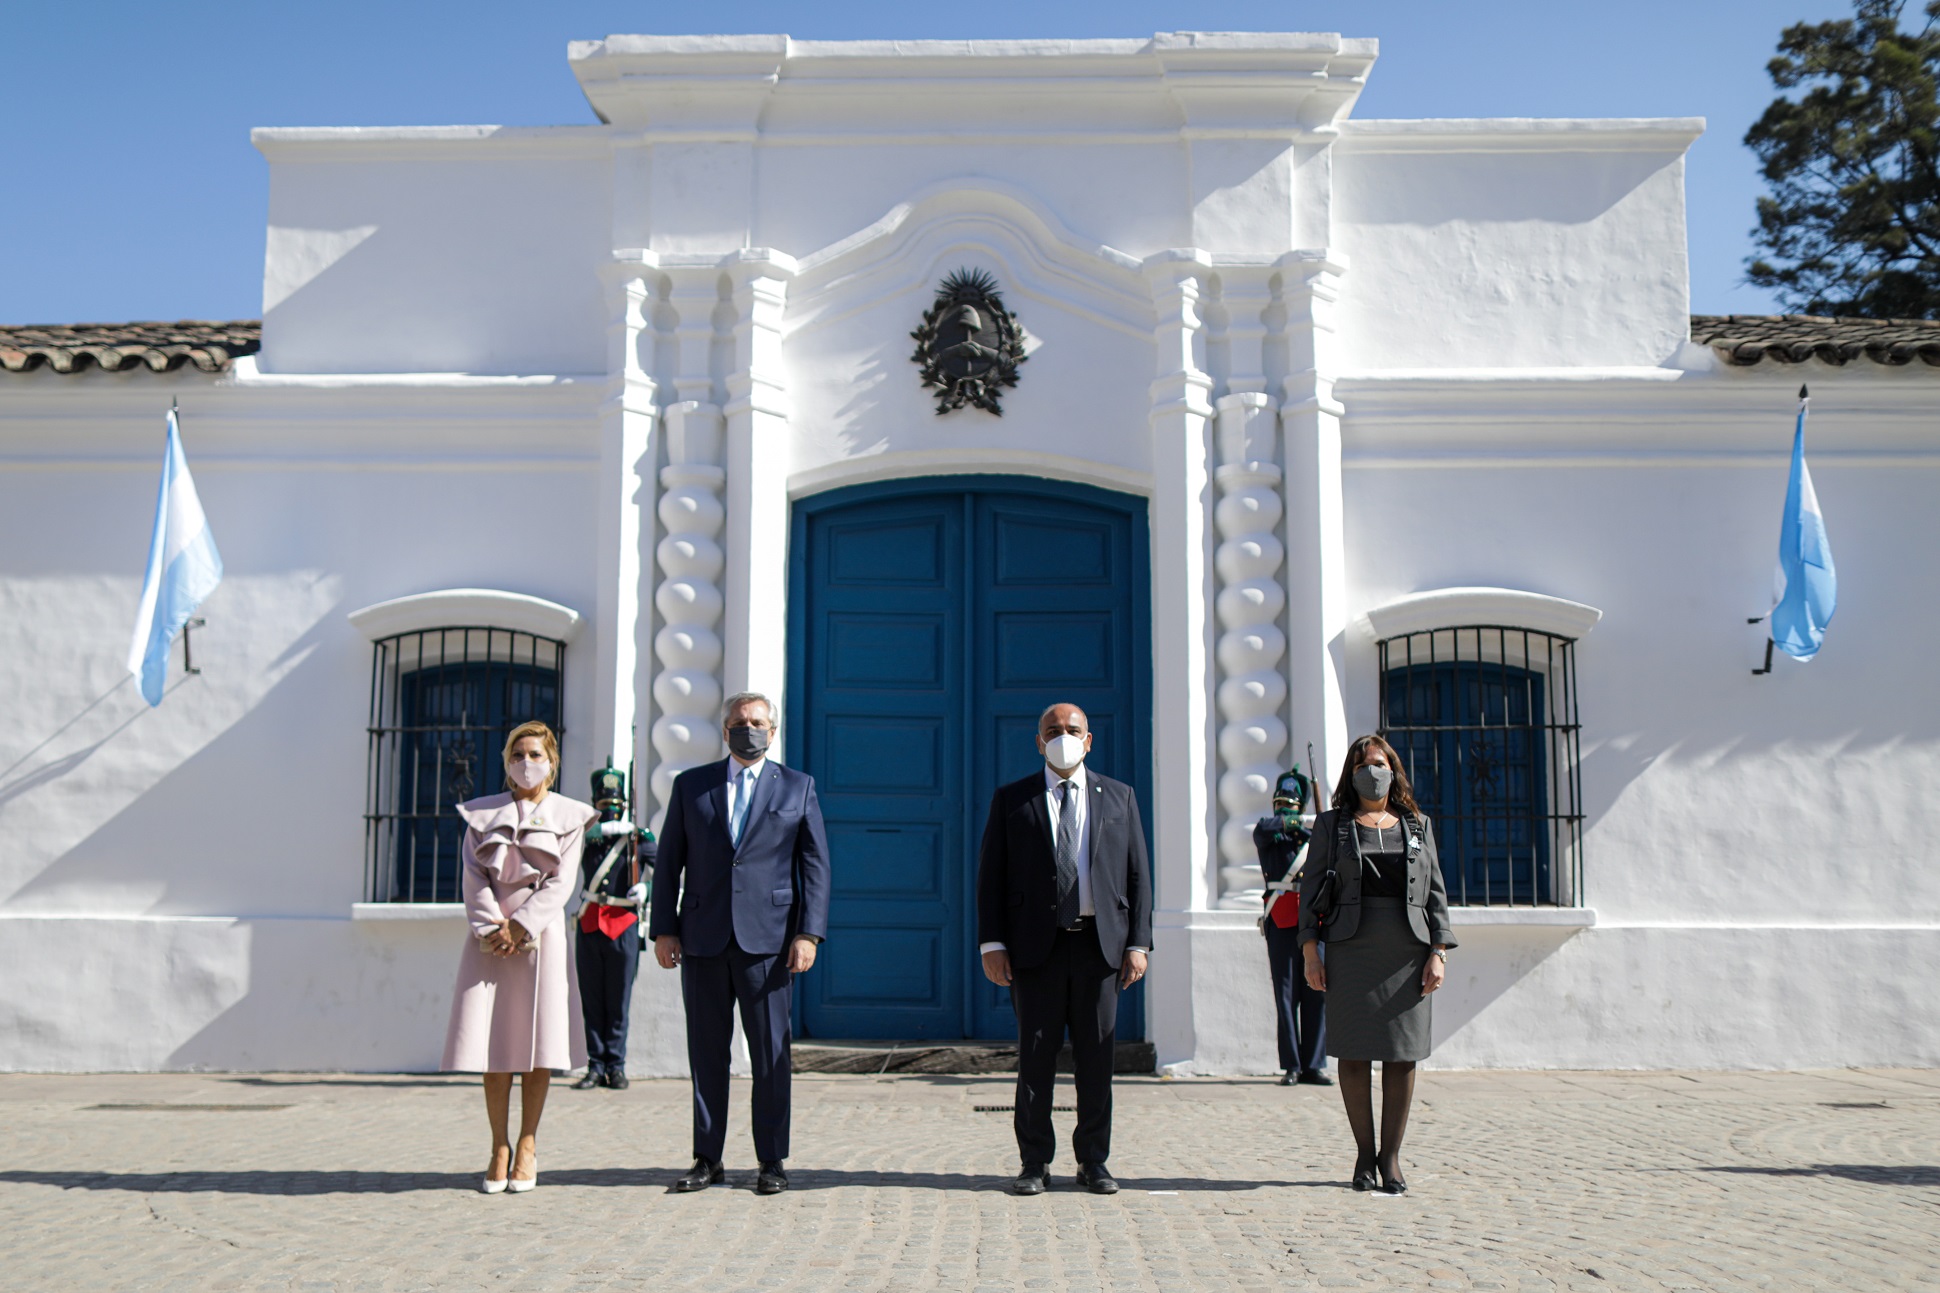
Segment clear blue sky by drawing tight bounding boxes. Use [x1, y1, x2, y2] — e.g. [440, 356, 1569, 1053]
[1, 0, 1851, 326]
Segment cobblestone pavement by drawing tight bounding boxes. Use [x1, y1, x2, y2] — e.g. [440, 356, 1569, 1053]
[1, 1067, 1935, 1291]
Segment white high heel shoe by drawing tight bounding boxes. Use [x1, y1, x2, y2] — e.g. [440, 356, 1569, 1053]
[482, 1147, 512, 1193]
[507, 1147, 538, 1193]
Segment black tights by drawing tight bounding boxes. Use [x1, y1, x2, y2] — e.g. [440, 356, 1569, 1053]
[1336, 1059, 1417, 1176]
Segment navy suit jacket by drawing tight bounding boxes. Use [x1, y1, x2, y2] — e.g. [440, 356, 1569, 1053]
[648, 758, 832, 958]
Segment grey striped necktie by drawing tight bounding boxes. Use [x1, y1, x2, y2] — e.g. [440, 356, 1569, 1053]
[1054, 780, 1081, 927]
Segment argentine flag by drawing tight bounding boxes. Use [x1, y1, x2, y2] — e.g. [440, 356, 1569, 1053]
[126, 408, 223, 705]
[1769, 388, 1836, 662]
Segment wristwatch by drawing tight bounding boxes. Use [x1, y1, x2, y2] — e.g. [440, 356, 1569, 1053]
[1429, 947, 1448, 960]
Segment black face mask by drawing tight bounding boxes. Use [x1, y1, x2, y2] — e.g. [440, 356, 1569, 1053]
[727, 725, 771, 760]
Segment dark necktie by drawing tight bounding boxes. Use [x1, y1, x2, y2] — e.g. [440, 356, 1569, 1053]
[1054, 780, 1081, 927]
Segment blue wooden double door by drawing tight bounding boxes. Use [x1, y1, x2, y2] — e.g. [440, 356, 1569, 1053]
[790, 477, 1152, 1041]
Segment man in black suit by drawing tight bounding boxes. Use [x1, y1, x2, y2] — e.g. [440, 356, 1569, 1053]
[976, 702, 1152, 1195]
[650, 692, 831, 1196]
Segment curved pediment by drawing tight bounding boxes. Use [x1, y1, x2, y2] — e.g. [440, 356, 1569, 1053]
[346, 588, 584, 643]
[788, 178, 1153, 339]
[1361, 586, 1603, 642]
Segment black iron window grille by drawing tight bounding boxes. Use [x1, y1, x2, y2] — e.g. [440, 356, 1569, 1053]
[363, 628, 566, 903]
[1377, 626, 1584, 907]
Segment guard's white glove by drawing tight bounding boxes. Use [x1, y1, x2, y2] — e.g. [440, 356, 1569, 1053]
[626, 883, 648, 907]
[597, 819, 636, 838]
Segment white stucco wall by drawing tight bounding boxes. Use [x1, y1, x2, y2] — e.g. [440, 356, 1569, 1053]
[258, 132, 613, 376]
[1331, 121, 1699, 372]
[0, 377, 617, 1069]
[2, 32, 1934, 1075]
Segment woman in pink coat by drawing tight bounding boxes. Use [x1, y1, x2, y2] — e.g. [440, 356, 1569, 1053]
[441, 720, 598, 1193]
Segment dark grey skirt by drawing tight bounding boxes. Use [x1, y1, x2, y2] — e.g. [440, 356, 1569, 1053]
[1324, 897, 1432, 1062]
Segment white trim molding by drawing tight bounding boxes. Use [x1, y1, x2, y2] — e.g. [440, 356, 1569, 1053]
[1362, 586, 1602, 642]
[346, 589, 585, 642]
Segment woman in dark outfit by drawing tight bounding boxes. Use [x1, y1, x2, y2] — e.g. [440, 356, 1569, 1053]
[1299, 735, 1456, 1194]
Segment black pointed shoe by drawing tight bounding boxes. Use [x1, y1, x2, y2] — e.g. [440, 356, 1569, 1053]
[1010, 1162, 1050, 1195]
[673, 1158, 725, 1192]
[1379, 1160, 1409, 1196]
[755, 1161, 790, 1195]
[1075, 1162, 1120, 1195]
[571, 1069, 603, 1090]
[1352, 1151, 1379, 1192]
[603, 1068, 630, 1091]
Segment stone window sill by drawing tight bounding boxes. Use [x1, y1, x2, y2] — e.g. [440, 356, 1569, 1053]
[1448, 906, 1597, 928]
[350, 903, 466, 921]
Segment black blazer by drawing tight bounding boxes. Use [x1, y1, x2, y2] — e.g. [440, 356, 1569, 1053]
[976, 769, 1153, 971]
[648, 758, 832, 959]
[1296, 808, 1458, 951]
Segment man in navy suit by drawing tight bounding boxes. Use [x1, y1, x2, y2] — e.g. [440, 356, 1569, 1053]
[650, 691, 831, 1196]
[977, 703, 1152, 1195]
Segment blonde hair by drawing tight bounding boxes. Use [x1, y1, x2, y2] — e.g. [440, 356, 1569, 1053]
[502, 721, 560, 791]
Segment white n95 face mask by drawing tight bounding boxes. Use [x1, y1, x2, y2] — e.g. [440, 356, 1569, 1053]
[1044, 733, 1087, 770]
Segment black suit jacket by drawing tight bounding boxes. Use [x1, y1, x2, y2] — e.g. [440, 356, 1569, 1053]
[976, 768, 1153, 971]
[648, 758, 832, 959]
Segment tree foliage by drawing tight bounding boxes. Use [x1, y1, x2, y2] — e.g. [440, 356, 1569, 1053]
[1747, 1, 1940, 317]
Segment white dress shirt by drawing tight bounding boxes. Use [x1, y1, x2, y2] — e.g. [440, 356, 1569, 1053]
[726, 756, 767, 841]
[1045, 763, 1095, 918]
[981, 762, 1146, 957]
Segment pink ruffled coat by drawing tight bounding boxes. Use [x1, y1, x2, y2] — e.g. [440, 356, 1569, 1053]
[440, 791, 599, 1073]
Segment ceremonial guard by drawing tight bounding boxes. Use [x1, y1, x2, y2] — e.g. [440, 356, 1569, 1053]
[1254, 764, 1330, 1086]
[572, 762, 655, 1091]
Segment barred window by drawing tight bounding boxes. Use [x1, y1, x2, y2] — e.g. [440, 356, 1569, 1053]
[363, 628, 566, 902]
[1378, 626, 1583, 907]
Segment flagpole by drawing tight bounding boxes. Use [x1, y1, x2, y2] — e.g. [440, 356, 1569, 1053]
[1749, 383, 1808, 676]
[171, 396, 202, 677]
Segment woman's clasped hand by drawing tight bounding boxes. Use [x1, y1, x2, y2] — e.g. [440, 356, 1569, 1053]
[478, 919, 533, 957]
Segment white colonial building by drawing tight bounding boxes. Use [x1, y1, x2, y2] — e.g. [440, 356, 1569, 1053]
[2, 32, 1936, 1075]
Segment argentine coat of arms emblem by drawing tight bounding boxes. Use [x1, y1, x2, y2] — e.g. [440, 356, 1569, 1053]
[909, 269, 1027, 416]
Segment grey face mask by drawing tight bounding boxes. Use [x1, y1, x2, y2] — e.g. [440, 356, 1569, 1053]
[1352, 764, 1393, 803]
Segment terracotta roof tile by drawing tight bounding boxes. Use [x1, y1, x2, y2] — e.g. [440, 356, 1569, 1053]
[0, 321, 261, 375]
[6, 315, 1937, 375]
[1692, 314, 1940, 368]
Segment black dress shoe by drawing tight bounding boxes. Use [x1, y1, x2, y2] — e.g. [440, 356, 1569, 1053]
[603, 1068, 630, 1091]
[755, 1161, 789, 1195]
[571, 1070, 603, 1090]
[1075, 1162, 1119, 1195]
[1352, 1151, 1379, 1192]
[1297, 1069, 1335, 1087]
[1010, 1163, 1050, 1196]
[1278, 1070, 1295, 1086]
[673, 1158, 725, 1192]
[1379, 1160, 1409, 1196]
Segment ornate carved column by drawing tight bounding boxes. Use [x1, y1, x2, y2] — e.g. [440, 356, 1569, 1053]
[1276, 253, 1350, 797]
[1143, 250, 1219, 920]
[649, 402, 726, 826]
[592, 254, 660, 782]
[720, 251, 797, 734]
[1212, 392, 1287, 908]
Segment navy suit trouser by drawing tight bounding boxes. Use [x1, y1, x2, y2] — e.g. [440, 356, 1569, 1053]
[681, 936, 793, 1164]
[1264, 922, 1327, 1074]
[576, 923, 641, 1073]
